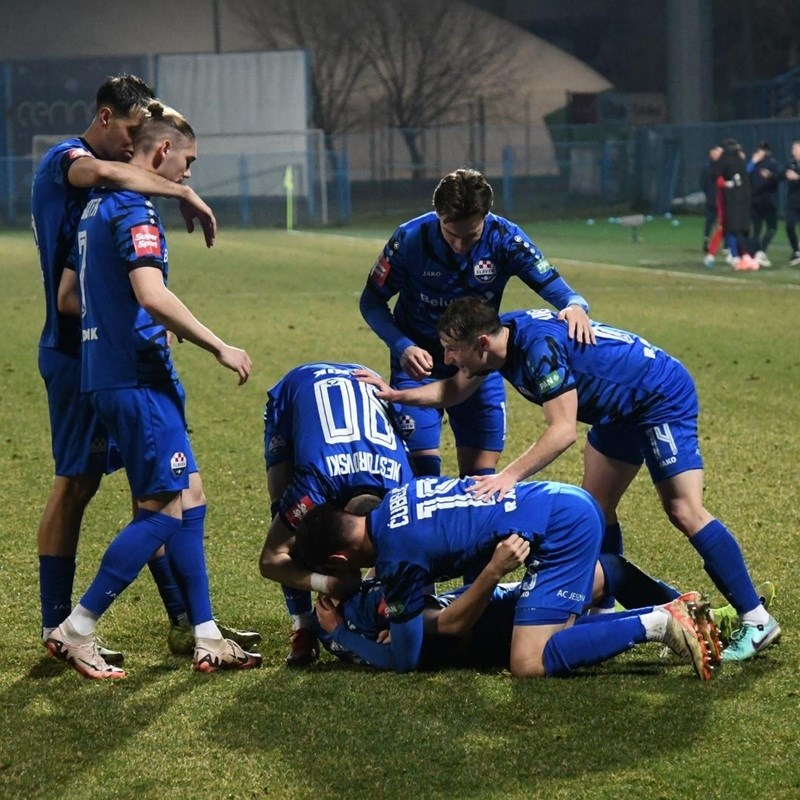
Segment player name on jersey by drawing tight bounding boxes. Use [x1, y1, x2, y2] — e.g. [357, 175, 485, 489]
[324, 451, 403, 482]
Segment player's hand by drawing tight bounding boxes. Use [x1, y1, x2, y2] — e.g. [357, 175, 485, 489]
[489, 533, 531, 577]
[179, 188, 217, 248]
[787, 169, 800, 181]
[326, 569, 362, 600]
[400, 345, 434, 380]
[376, 628, 392, 644]
[352, 369, 397, 401]
[558, 305, 595, 345]
[216, 344, 252, 385]
[467, 469, 517, 501]
[315, 594, 344, 633]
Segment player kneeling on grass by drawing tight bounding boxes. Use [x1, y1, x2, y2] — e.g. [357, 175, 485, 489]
[49, 102, 261, 679]
[293, 476, 719, 680]
[259, 362, 415, 666]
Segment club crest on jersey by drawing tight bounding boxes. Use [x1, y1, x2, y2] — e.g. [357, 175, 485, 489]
[286, 495, 314, 527]
[473, 259, 496, 283]
[170, 452, 188, 476]
[395, 413, 416, 439]
[370, 254, 391, 287]
[131, 224, 161, 258]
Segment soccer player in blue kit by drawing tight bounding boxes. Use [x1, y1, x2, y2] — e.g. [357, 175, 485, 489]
[294, 477, 717, 679]
[260, 362, 416, 665]
[48, 102, 261, 678]
[31, 74, 222, 659]
[359, 168, 594, 480]
[359, 297, 781, 662]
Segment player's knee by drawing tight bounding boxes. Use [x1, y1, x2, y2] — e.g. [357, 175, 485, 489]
[54, 474, 102, 508]
[510, 652, 547, 678]
[662, 498, 707, 536]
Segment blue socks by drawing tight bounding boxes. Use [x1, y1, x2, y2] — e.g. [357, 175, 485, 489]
[543, 616, 647, 676]
[412, 454, 441, 476]
[690, 519, 760, 613]
[166, 504, 214, 625]
[39, 555, 76, 631]
[148, 553, 188, 625]
[283, 586, 313, 617]
[599, 553, 680, 608]
[80, 509, 182, 616]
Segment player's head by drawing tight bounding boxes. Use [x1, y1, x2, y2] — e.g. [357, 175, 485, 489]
[291, 504, 373, 569]
[132, 100, 196, 183]
[756, 140, 772, 155]
[437, 297, 503, 376]
[91, 74, 156, 162]
[433, 168, 493, 255]
[708, 144, 723, 160]
[792, 140, 800, 160]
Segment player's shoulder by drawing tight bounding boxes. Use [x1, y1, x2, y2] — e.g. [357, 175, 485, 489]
[45, 137, 94, 164]
[393, 212, 437, 246]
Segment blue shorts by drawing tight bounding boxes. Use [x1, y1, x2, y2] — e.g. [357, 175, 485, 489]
[390, 368, 506, 454]
[38, 347, 122, 477]
[90, 382, 197, 499]
[514, 486, 603, 626]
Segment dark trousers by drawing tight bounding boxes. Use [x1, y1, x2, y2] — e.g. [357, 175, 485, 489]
[786, 205, 800, 254]
[751, 202, 777, 252]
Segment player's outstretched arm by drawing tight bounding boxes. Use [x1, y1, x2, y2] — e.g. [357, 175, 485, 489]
[130, 267, 250, 384]
[431, 534, 530, 638]
[353, 368, 483, 408]
[469, 389, 579, 500]
[68, 158, 217, 247]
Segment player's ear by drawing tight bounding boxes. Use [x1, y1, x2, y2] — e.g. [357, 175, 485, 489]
[478, 334, 491, 352]
[98, 107, 113, 128]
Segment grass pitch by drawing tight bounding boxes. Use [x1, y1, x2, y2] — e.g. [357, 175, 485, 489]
[0, 215, 798, 800]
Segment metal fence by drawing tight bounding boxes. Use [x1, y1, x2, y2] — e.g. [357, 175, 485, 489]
[5, 117, 800, 229]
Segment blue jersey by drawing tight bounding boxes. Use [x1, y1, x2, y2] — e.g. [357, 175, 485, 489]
[364, 211, 587, 372]
[316, 579, 518, 669]
[76, 188, 176, 391]
[264, 362, 415, 528]
[500, 309, 693, 427]
[368, 477, 562, 623]
[31, 137, 97, 355]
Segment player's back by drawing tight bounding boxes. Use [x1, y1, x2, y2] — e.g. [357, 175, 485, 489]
[78, 188, 174, 392]
[31, 138, 95, 353]
[502, 309, 680, 425]
[371, 477, 562, 583]
[269, 362, 414, 496]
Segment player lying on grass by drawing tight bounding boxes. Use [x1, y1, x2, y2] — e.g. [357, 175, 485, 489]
[356, 297, 781, 663]
[293, 476, 720, 680]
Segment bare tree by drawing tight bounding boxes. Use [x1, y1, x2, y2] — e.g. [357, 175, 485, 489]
[356, 0, 516, 177]
[235, 0, 371, 145]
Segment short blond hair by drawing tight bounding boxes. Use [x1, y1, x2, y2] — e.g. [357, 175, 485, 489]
[134, 100, 195, 152]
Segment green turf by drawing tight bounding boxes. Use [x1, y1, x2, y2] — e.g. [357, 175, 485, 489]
[1, 216, 798, 800]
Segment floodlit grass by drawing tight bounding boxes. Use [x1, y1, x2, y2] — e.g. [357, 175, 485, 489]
[1, 216, 798, 800]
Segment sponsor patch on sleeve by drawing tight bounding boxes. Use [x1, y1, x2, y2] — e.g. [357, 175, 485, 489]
[66, 147, 93, 161]
[131, 224, 162, 258]
[285, 495, 315, 528]
[369, 254, 391, 287]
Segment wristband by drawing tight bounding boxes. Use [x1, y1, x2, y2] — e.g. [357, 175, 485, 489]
[310, 572, 330, 593]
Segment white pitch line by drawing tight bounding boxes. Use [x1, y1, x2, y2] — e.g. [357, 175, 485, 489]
[287, 229, 800, 291]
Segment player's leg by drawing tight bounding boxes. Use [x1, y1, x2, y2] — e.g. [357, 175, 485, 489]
[655, 468, 780, 661]
[786, 206, 800, 262]
[449, 370, 505, 477]
[391, 370, 445, 476]
[37, 348, 108, 642]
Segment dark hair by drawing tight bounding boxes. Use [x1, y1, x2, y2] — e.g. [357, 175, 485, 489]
[437, 296, 502, 342]
[95, 74, 155, 115]
[290, 504, 353, 568]
[133, 100, 196, 152]
[432, 168, 493, 220]
[757, 140, 772, 152]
